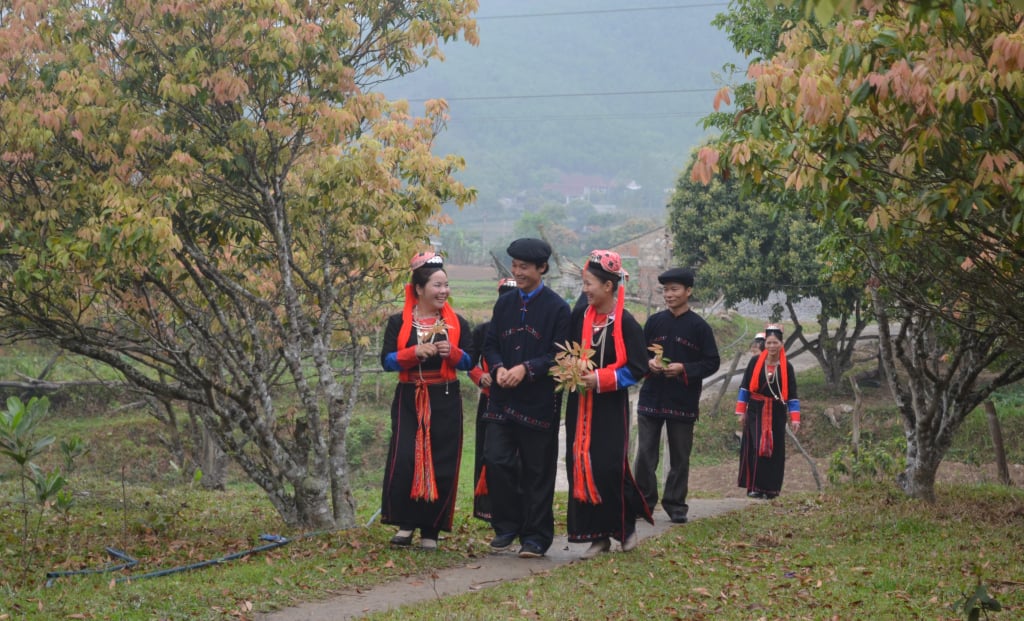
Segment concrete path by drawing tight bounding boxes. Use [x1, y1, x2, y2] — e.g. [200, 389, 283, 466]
[257, 499, 752, 621]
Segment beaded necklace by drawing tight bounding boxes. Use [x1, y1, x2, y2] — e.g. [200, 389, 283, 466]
[764, 359, 783, 401]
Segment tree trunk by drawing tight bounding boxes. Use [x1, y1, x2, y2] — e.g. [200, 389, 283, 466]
[983, 401, 1012, 486]
[849, 376, 862, 455]
[198, 422, 229, 491]
[712, 348, 745, 415]
[896, 442, 941, 503]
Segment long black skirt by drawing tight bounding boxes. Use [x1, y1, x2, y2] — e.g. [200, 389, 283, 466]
[737, 398, 788, 497]
[565, 389, 652, 543]
[381, 381, 463, 532]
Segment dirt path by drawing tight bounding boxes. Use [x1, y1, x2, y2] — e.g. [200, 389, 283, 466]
[256, 499, 753, 621]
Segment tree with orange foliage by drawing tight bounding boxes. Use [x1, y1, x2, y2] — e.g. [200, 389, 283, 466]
[0, 0, 478, 528]
[699, 0, 1024, 500]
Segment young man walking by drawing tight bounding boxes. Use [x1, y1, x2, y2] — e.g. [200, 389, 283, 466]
[482, 238, 570, 558]
[634, 268, 720, 524]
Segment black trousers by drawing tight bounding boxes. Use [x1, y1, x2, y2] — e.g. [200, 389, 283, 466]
[483, 421, 559, 552]
[633, 416, 695, 521]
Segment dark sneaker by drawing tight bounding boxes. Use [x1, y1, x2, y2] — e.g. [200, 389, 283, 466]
[489, 532, 517, 551]
[517, 542, 545, 558]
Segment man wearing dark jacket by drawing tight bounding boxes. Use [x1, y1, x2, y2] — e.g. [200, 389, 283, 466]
[483, 238, 570, 558]
[634, 268, 720, 524]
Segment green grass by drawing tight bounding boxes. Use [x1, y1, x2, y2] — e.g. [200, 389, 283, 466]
[361, 484, 1024, 620]
[2, 341, 1023, 619]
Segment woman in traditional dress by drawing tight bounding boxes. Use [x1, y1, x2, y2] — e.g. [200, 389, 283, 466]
[380, 251, 473, 549]
[564, 250, 653, 560]
[735, 323, 801, 499]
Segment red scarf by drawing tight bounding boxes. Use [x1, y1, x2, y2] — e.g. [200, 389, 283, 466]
[748, 348, 789, 457]
[572, 285, 627, 505]
[395, 284, 461, 501]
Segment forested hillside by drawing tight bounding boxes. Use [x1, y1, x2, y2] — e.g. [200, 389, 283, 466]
[378, 0, 745, 237]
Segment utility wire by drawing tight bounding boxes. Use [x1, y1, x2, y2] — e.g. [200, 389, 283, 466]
[406, 87, 720, 103]
[479, 3, 729, 20]
[448, 111, 713, 122]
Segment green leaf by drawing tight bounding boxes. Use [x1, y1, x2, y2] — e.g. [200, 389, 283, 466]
[850, 81, 873, 106]
[971, 101, 987, 125]
[952, 0, 966, 29]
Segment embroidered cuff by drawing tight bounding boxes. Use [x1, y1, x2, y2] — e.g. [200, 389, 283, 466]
[396, 346, 420, 368]
[787, 399, 801, 423]
[595, 368, 618, 393]
[735, 387, 750, 416]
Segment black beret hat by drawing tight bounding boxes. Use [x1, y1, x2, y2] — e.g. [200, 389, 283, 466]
[507, 238, 552, 264]
[658, 267, 695, 287]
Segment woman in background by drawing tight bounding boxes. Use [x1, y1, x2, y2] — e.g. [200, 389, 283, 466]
[467, 277, 519, 524]
[380, 251, 473, 549]
[735, 324, 800, 499]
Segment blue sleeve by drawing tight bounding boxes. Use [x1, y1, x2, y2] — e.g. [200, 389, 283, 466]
[455, 350, 473, 371]
[615, 366, 640, 389]
[383, 352, 401, 372]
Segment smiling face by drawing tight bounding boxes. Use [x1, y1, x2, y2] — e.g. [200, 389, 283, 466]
[415, 268, 450, 313]
[661, 282, 692, 315]
[581, 269, 615, 312]
[510, 259, 544, 294]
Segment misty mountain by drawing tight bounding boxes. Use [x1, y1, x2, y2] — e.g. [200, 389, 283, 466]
[377, 0, 746, 235]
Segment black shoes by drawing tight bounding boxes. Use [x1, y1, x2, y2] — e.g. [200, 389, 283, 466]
[390, 530, 414, 546]
[517, 542, 545, 558]
[489, 532, 517, 551]
[747, 491, 766, 499]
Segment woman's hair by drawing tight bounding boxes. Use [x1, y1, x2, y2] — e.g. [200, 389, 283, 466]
[411, 264, 446, 295]
[585, 262, 620, 291]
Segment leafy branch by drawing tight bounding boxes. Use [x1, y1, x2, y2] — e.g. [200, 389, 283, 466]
[550, 341, 596, 394]
[648, 343, 672, 368]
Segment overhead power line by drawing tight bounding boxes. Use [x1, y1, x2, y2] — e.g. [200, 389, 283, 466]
[406, 87, 720, 103]
[479, 3, 729, 20]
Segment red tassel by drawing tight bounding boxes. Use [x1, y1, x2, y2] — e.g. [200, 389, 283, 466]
[474, 465, 488, 497]
[758, 404, 774, 458]
[572, 391, 602, 504]
[410, 383, 438, 501]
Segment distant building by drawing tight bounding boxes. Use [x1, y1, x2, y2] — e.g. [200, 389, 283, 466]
[543, 173, 617, 205]
[609, 227, 673, 305]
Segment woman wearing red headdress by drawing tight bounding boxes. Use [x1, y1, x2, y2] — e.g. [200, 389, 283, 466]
[735, 324, 801, 499]
[380, 251, 473, 549]
[565, 250, 653, 560]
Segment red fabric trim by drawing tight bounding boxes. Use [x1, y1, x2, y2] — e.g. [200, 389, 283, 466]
[396, 346, 420, 368]
[571, 285, 629, 505]
[749, 350, 768, 394]
[595, 367, 617, 392]
[410, 382, 438, 501]
[396, 283, 417, 359]
[758, 402, 774, 458]
[474, 464, 488, 497]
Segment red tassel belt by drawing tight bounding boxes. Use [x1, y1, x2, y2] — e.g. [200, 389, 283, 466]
[748, 393, 775, 457]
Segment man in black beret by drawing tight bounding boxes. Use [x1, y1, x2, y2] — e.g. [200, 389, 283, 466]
[634, 267, 720, 524]
[505, 237, 553, 266]
[482, 238, 570, 558]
